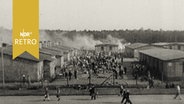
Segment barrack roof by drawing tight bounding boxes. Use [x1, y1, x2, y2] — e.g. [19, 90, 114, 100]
[140, 48, 184, 61]
[0, 46, 53, 62]
[125, 43, 148, 49]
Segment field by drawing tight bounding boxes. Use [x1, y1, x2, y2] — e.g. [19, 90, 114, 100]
[0, 95, 184, 104]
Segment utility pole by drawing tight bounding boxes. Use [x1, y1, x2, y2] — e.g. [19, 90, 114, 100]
[67, 75, 69, 86]
[112, 70, 115, 85]
[88, 69, 91, 85]
[1, 46, 5, 88]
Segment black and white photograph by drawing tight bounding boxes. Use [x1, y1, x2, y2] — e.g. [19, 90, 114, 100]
[0, 0, 184, 104]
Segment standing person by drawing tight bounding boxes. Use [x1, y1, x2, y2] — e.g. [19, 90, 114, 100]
[115, 69, 118, 79]
[174, 84, 182, 100]
[124, 90, 132, 104]
[149, 78, 154, 88]
[89, 85, 96, 100]
[69, 70, 72, 80]
[43, 86, 50, 101]
[124, 67, 127, 75]
[74, 69, 77, 79]
[22, 74, 26, 87]
[65, 71, 68, 79]
[56, 87, 61, 101]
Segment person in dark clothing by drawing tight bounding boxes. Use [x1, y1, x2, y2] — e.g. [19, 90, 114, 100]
[121, 89, 126, 104]
[124, 90, 132, 104]
[74, 70, 77, 79]
[89, 86, 96, 100]
[56, 87, 60, 101]
[120, 85, 124, 96]
[69, 71, 72, 80]
[65, 71, 68, 78]
[148, 78, 154, 88]
[43, 87, 50, 101]
[115, 71, 118, 79]
[124, 67, 127, 75]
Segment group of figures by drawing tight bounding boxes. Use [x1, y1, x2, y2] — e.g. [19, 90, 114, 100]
[71, 51, 126, 79]
[42, 84, 182, 103]
[43, 87, 60, 101]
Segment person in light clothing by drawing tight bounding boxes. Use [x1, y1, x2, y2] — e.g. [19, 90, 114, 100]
[174, 84, 182, 100]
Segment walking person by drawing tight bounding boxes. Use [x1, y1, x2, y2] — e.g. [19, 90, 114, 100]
[43, 87, 50, 101]
[124, 90, 132, 104]
[174, 84, 182, 100]
[56, 87, 61, 101]
[120, 85, 124, 96]
[121, 89, 126, 104]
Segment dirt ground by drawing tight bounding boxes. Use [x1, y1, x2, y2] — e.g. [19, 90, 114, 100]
[0, 95, 184, 104]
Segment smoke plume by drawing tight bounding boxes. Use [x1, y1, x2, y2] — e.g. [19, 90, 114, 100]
[0, 28, 127, 50]
[0, 27, 12, 44]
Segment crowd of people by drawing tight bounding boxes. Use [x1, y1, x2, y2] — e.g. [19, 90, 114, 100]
[70, 51, 126, 80]
[132, 64, 155, 88]
[40, 50, 184, 103]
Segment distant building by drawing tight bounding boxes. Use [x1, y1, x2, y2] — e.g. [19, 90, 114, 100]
[123, 58, 139, 75]
[40, 47, 64, 67]
[40, 41, 79, 64]
[95, 43, 118, 53]
[52, 45, 73, 62]
[40, 47, 64, 77]
[139, 48, 184, 81]
[151, 42, 171, 49]
[125, 43, 159, 59]
[152, 42, 184, 51]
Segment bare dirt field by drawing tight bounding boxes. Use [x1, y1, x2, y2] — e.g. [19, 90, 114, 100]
[0, 95, 184, 104]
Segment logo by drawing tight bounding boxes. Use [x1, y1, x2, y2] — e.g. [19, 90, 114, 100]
[20, 29, 32, 38]
[13, 0, 39, 59]
[14, 29, 37, 45]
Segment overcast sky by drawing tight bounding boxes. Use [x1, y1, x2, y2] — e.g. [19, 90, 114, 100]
[0, 0, 184, 30]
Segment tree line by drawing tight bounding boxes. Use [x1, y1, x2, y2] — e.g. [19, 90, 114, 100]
[45, 29, 184, 43]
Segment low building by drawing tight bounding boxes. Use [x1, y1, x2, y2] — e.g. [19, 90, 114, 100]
[123, 58, 139, 75]
[151, 42, 171, 49]
[52, 45, 75, 63]
[152, 42, 184, 51]
[125, 43, 159, 59]
[176, 43, 184, 51]
[40, 47, 64, 77]
[95, 43, 118, 53]
[139, 48, 184, 81]
[0, 46, 53, 82]
[40, 41, 79, 63]
[40, 47, 64, 67]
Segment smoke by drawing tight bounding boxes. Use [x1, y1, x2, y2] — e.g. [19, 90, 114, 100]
[0, 28, 127, 50]
[103, 35, 126, 49]
[39, 31, 128, 50]
[40, 31, 102, 49]
[0, 27, 12, 44]
[57, 34, 102, 50]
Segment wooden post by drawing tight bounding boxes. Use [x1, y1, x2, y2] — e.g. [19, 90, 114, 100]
[1, 47, 5, 88]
